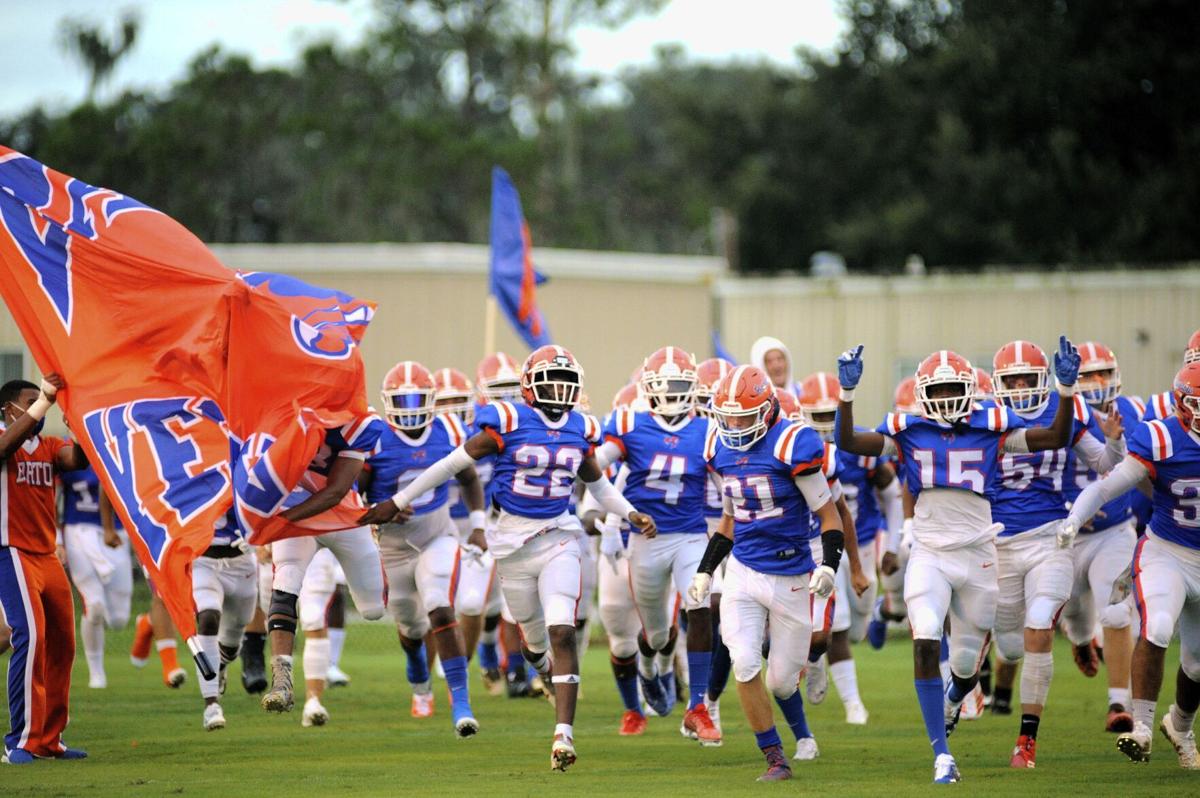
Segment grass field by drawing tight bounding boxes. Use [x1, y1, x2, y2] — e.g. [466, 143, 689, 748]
[3, 610, 1196, 797]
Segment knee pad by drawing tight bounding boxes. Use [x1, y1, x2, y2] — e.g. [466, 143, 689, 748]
[1143, 611, 1176, 649]
[1099, 601, 1132, 631]
[949, 641, 983, 680]
[299, 596, 329, 632]
[272, 562, 305, 597]
[196, 609, 221, 636]
[609, 636, 638, 660]
[995, 629, 1024, 664]
[908, 605, 943, 641]
[1180, 647, 1200, 683]
[731, 649, 763, 684]
[1025, 596, 1063, 630]
[356, 595, 385, 622]
[644, 627, 670, 653]
[267, 590, 299, 635]
[108, 608, 131, 631]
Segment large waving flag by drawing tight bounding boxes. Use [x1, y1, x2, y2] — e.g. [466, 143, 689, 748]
[0, 147, 375, 645]
[489, 166, 551, 348]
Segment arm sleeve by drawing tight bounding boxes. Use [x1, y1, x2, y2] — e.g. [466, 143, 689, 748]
[602, 465, 632, 529]
[1072, 427, 1127, 473]
[1002, 427, 1030, 453]
[878, 477, 904, 553]
[583, 473, 637, 520]
[829, 478, 844, 502]
[392, 445, 476, 506]
[794, 470, 833, 512]
[1066, 456, 1148, 527]
[879, 435, 898, 458]
[593, 440, 624, 472]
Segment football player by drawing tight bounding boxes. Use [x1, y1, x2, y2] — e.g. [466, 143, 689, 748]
[592, 347, 720, 745]
[834, 339, 1080, 783]
[689, 366, 847, 782]
[295, 548, 343, 726]
[1142, 329, 1200, 421]
[361, 346, 656, 771]
[59, 465, 132, 688]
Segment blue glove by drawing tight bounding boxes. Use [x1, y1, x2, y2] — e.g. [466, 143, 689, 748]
[1053, 335, 1080, 386]
[837, 345, 865, 390]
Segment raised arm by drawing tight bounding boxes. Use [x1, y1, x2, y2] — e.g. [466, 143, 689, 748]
[1023, 336, 1081, 452]
[0, 375, 61, 460]
[833, 345, 887, 456]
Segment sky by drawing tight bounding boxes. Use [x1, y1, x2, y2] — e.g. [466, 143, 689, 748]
[0, 0, 845, 116]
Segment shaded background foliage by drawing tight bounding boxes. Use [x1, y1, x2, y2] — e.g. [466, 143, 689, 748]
[4, 0, 1199, 273]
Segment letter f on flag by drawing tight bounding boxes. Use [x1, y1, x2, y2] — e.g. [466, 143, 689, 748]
[489, 166, 551, 348]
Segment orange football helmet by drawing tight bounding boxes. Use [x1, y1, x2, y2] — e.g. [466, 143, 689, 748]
[521, 345, 583, 417]
[612, 382, 650, 413]
[712, 365, 778, 450]
[640, 346, 698, 418]
[894, 375, 920, 414]
[992, 340, 1050, 413]
[1185, 329, 1200, 366]
[972, 367, 994, 401]
[1174, 362, 1200, 434]
[1077, 341, 1121, 409]
[916, 350, 976, 424]
[432, 367, 474, 425]
[797, 371, 839, 434]
[695, 357, 735, 419]
[381, 360, 436, 430]
[476, 352, 523, 402]
[775, 387, 803, 423]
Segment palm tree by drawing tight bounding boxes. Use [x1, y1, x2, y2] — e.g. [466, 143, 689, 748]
[58, 9, 141, 104]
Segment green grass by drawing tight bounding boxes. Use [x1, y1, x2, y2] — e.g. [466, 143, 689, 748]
[3, 617, 1196, 797]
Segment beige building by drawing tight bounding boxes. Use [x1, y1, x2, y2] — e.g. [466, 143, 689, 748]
[2, 243, 1197, 429]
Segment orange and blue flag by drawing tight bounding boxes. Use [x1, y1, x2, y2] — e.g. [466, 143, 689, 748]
[489, 166, 550, 349]
[0, 146, 376, 641]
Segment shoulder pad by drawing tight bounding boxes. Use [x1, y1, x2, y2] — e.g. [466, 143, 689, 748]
[492, 401, 520, 433]
[1145, 419, 1175, 462]
[1072, 395, 1091, 425]
[883, 412, 912, 435]
[437, 414, 467, 447]
[703, 419, 720, 462]
[582, 413, 603, 444]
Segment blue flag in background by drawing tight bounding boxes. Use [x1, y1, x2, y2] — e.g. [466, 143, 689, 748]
[711, 330, 738, 364]
[490, 167, 551, 348]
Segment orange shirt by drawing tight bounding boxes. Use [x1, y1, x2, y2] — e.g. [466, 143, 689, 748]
[2, 435, 69, 554]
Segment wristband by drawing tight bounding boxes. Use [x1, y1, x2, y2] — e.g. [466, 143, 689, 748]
[468, 510, 486, 531]
[26, 396, 53, 421]
[697, 533, 733, 575]
[839, 388, 855, 402]
[1056, 380, 1075, 397]
[821, 529, 844, 574]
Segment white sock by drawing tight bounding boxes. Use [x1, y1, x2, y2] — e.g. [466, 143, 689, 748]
[1132, 698, 1156, 730]
[655, 649, 674, 678]
[555, 722, 574, 741]
[1109, 687, 1131, 709]
[303, 637, 331, 686]
[638, 651, 657, 680]
[328, 628, 346, 668]
[413, 679, 432, 696]
[197, 635, 220, 699]
[1171, 703, 1195, 733]
[939, 659, 952, 687]
[81, 614, 106, 679]
[1019, 651, 1054, 708]
[830, 659, 861, 705]
[575, 619, 590, 661]
[527, 649, 552, 678]
[156, 638, 177, 652]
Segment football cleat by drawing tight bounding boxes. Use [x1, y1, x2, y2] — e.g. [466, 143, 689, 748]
[706, 698, 722, 734]
[505, 670, 531, 698]
[1116, 721, 1153, 763]
[1072, 642, 1100, 678]
[805, 658, 828, 705]
[240, 642, 268, 694]
[326, 665, 351, 688]
[991, 693, 1013, 716]
[959, 685, 985, 721]
[844, 699, 869, 726]
[682, 705, 722, 746]
[218, 664, 228, 696]
[165, 667, 187, 689]
[2, 747, 35, 765]
[129, 613, 152, 667]
[620, 710, 647, 736]
[1159, 706, 1199, 769]
[1106, 706, 1134, 733]
[203, 703, 226, 732]
[261, 655, 295, 713]
[944, 683, 964, 737]
[88, 672, 107, 689]
[933, 753, 961, 784]
[757, 745, 792, 782]
[793, 737, 819, 761]
[411, 692, 435, 719]
[301, 697, 329, 728]
[481, 668, 504, 697]
[530, 674, 556, 708]
[639, 671, 670, 717]
[51, 747, 88, 761]
[551, 734, 576, 772]
[866, 597, 888, 650]
[1010, 734, 1036, 768]
[455, 716, 480, 739]
[659, 672, 678, 716]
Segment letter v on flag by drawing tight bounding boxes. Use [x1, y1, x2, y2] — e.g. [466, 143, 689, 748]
[489, 166, 551, 349]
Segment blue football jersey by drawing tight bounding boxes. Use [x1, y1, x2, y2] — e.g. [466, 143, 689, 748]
[603, 410, 709, 534]
[1142, 391, 1175, 422]
[309, 415, 387, 476]
[211, 508, 245, 546]
[832, 439, 889, 545]
[365, 415, 468, 512]
[61, 465, 104, 526]
[877, 405, 1025, 500]
[448, 419, 494, 519]
[1129, 416, 1200, 549]
[477, 401, 603, 520]
[991, 394, 1093, 536]
[1065, 395, 1143, 534]
[706, 417, 827, 576]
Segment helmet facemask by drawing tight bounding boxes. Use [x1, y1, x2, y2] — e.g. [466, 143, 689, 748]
[525, 366, 581, 419]
[917, 378, 974, 425]
[715, 397, 776, 450]
[993, 368, 1049, 413]
[382, 387, 436, 431]
[642, 374, 696, 420]
[1078, 365, 1121, 409]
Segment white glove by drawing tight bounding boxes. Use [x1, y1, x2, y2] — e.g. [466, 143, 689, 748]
[231, 535, 251, 555]
[1108, 564, 1132, 605]
[688, 572, 712, 605]
[460, 542, 485, 564]
[1057, 518, 1078, 549]
[598, 518, 625, 573]
[810, 565, 836, 599]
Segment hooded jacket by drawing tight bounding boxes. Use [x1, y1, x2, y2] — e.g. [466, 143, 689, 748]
[749, 336, 800, 395]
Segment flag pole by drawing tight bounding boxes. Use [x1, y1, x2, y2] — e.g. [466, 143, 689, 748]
[484, 293, 497, 357]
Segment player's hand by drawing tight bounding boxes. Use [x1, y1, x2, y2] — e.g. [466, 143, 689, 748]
[103, 528, 121, 548]
[810, 565, 836, 599]
[851, 568, 871, 596]
[257, 544, 273, 564]
[1108, 564, 1132, 605]
[629, 511, 656, 539]
[880, 551, 900, 576]
[56, 544, 67, 565]
[837, 345, 865, 390]
[1056, 518, 1078, 549]
[358, 499, 400, 525]
[1053, 335, 1080, 387]
[598, 520, 625, 573]
[467, 528, 488, 553]
[688, 572, 712, 605]
[461, 541, 485, 564]
[231, 535, 251, 555]
[41, 373, 64, 401]
[1099, 409, 1124, 441]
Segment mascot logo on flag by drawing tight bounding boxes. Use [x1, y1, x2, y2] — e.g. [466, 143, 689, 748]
[238, 271, 373, 360]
